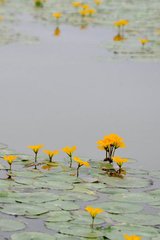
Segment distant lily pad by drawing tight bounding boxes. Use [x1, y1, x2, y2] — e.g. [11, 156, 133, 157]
[45, 210, 73, 222]
[11, 232, 55, 240]
[0, 218, 25, 232]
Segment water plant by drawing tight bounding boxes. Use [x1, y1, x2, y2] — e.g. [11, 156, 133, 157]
[97, 133, 125, 162]
[3, 155, 17, 178]
[73, 156, 90, 177]
[124, 234, 142, 240]
[28, 144, 44, 169]
[139, 38, 149, 47]
[62, 146, 76, 168]
[72, 1, 82, 8]
[113, 156, 128, 174]
[43, 150, 59, 162]
[52, 12, 62, 25]
[34, 0, 44, 8]
[85, 205, 104, 228]
[114, 19, 129, 35]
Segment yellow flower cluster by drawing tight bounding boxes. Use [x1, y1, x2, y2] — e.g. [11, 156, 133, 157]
[114, 19, 129, 28]
[52, 12, 62, 20]
[97, 133, 125, 150]
[139, 38, 149, 46]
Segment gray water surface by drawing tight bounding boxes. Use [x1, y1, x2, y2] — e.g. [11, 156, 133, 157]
[0, 22, 160, 170]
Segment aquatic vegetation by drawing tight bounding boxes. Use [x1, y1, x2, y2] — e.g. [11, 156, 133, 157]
[139, 38, 149, 46]
[85, 205, 104, 228]
[72, 1, 82, 8]
[3, 155, 17, 178]
[97, 133, 125, 163]
[73, 156, 90, 177]
[34, 0, 44, 8]
[124, 234, 142, 240]
[112, 156, 128, 174]
[43, 150, 59, 162]
[94, 0, 102, 6]
[62, 145, 76, 168]
[27, 144, 44, 169]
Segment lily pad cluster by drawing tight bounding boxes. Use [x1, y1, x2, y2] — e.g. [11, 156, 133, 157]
[0, 143, 160, 239]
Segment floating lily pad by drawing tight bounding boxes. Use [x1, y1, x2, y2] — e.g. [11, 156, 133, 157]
[94, 201, 143, 214]
[0, 218, 25, 232]
[14, 192, 58, 204]
[108, 192, 159, 203]
[45, 210, 73, 222]
[98, 187, 129, 194]
[11, 232, 55, 240]
[0, 203, 49, 216]
[109, 213, 160, 226]
[98, 175, 152, 188]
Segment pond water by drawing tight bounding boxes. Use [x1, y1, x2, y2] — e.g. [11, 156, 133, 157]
[0, 1, 160, 240]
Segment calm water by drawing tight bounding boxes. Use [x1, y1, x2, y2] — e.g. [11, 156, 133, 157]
[0, 21, 160, 170]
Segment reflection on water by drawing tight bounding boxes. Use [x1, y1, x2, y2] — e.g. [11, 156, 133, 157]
[54, 26, 61, 37]
[0, 19, 159, 170]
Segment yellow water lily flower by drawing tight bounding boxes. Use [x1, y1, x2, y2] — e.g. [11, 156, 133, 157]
[85, 206, 104, 228]
[62, 146, 77, 167]
[114, 19, 129, 28]
[124, 234, 142, 240]
[108, 133, 126, 149]
[72, 1, 82, 8]
[52, 12, 62, 20]
[73, 156, 90, 177]
[54, 27, 61, 36]
[3, 155, 17, 165]
[79, 9, 89, 17]
[112, 156, 128, 168]
[139, 38, 149, 46]
[81, 4, 90, 9]
[43, 150, 59, 162]
[94, 0, 102, 6]
[28, 144, 44, 169]
[28, 144, 44, 154]
[88, 8, 96, 16]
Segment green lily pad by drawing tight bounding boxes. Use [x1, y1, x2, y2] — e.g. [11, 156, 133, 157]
[45, 210, 73, 222]
[109, 213, 160, 226]
[14, 192, 58, 204]
[108, 192, 159, 203]
[98, 175, 152, 188]
[11, 232, 56, 240]
[94, 201, 143, 214]
[0, 218, 25, 232]
[98, 187, 129, 194]
[0, 203, 49, 216]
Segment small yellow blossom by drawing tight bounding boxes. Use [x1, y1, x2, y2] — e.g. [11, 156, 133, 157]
[3, 155, 17, 165]
[139, 38, 149, 46]
[73, 157, 90, 167]
[28, 144, 44, 154]
[112, 156, 128, 167]
[72, 1, 82, 8]
[88, 8, 96, 16]
[73, 157, 90, 177]
[43, 150, 59, 162]
[52, 12, 62, 20]
[81, 4, 90, 9]
[124, 234, 142, 240]
[94, 0, 102, 6]
[54, 27, 61, 36]
[85, 205, 104, 228]
[62, 146, 76, 157]
[114, 19, 129, 28]
[79, 9, 89, 17]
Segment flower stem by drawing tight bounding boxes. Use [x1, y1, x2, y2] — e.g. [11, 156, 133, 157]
[49, 156, 52, 162]
[69, 155, 72, 168]
[76, 164, 80, 178]
[34, 152, 38, 169]
[91, 217, 95, 228]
